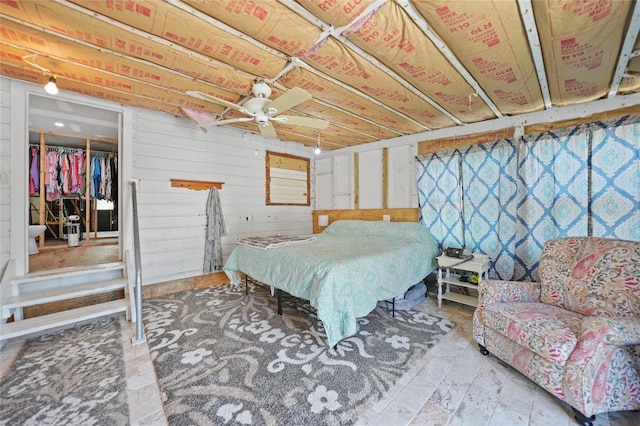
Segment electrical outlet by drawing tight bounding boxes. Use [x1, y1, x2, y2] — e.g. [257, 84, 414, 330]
[383, 215, 390, 222]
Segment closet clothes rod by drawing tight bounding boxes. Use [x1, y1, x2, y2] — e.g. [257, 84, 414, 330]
[31, 146, 118, 156]
[29, 129, 117, 145]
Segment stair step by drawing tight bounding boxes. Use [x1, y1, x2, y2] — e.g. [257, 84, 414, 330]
[4, 278, 127, 310]
[13, 262, 125, 285]
[0, 299, 128, 341]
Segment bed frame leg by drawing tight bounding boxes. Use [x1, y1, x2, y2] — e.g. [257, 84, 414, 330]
[277, 288, 282, 315]
[245, 275, 249, 295]
[392, 299, 395, 317]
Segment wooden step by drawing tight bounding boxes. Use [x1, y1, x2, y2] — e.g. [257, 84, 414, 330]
[3, 278, 127, 310]
[0, 299, 128, 341]
[13, 262, 125, 285]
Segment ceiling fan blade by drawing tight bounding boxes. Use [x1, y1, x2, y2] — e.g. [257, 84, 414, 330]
[265, 87, 312, 115]
[259, 122, 277, 139]
[185, 91, 243, 112]
[181, 106, 217, 126]
[273, 115, 329, 130]
[204, 117, 253, 127]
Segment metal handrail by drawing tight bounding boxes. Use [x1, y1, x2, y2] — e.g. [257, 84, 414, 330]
[130, 179, 144, 342]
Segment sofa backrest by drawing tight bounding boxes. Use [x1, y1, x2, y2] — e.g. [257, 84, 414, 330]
[538, 237, 640, 317]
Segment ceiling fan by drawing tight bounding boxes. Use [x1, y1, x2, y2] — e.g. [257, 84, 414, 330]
[186, 82, 329, 138]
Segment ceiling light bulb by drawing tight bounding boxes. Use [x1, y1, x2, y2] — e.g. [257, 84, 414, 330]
[44, 76, 58, 95]
[315, 131, 322, 155]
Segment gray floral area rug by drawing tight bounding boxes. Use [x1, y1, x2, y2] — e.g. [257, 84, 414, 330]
[0, 316, 129, 425]
[143, 284, 455, 425]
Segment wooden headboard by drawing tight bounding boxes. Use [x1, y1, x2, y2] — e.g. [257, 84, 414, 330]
[312, 208, 419, 234]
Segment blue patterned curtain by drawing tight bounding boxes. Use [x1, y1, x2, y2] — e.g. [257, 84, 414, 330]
[417, 115, 639, 280]
[462, 140, 518, 279]
[416, 150, 464, 250]
[588, 117, 640, 240]
[515, 127, 590, 280]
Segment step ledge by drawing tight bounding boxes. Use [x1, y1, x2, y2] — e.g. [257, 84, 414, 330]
[4, 278, 127, 309]
[14, 262, 126, 284]
[0, 300, 128, 341]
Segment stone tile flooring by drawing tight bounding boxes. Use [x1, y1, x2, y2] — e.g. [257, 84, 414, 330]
[3, 293, 639, 425]
[356, 297, 639, 426]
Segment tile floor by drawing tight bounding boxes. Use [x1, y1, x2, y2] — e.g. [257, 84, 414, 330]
[356, 297, 639, 426]
[3, 293, 639, 426]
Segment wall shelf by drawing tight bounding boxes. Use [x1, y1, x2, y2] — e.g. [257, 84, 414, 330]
[170, 179, 224, 191]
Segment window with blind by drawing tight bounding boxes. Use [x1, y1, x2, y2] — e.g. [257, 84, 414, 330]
[266, 151, 310, 206]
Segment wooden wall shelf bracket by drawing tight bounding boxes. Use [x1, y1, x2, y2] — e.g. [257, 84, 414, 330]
[170, 179, 224, 191]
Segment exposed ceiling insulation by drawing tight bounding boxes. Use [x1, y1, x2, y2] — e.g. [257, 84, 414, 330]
[1, 0, 639, 151]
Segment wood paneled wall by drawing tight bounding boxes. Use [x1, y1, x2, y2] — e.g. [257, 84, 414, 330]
[130, 109, 314, 285]
[312, 208, 418, 234]
[0, 79, 10, 270]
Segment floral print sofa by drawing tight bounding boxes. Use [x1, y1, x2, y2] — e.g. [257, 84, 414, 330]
[473, 237, 639, 425]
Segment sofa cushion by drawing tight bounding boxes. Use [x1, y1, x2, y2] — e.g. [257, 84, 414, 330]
[483, 302, 584, 364]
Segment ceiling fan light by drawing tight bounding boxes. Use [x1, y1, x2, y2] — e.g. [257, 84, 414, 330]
[188, 83, 322, 140]
[44, 76, 58, 95]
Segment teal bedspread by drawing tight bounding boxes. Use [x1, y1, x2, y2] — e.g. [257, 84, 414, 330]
[223, 220, 439, 347]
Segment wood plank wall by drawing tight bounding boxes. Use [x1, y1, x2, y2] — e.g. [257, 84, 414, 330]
[312, 208, 418, 234]
[130, 108, 313, 285]
[0, 79, 10, 269]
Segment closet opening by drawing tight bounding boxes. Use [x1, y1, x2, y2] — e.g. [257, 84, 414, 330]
[27, 95, 121, 273]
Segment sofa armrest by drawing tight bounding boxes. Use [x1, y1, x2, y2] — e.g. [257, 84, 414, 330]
[473, 280, 541, 348]
[580, 316, 640, 346]
[478, 279, 541, 306]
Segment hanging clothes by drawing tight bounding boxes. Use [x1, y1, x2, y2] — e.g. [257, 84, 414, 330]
[104, 156, 113, 201]
[110, 156, 118, 202]
[60, 151, 72, 195]
[105, 156, 112, 201]
[91, 155, 102, 199]
[29, 147, 39, 195]
[28, 146, 115, 200]
[71, 150, 80, 194]
[203, 187, 226, 274]
[45, 150, 60, 202]
[99, 156, 107, 199]
[79, 151, 87, 196]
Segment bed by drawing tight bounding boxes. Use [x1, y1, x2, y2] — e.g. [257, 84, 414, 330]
[223, 220, 439, 347]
